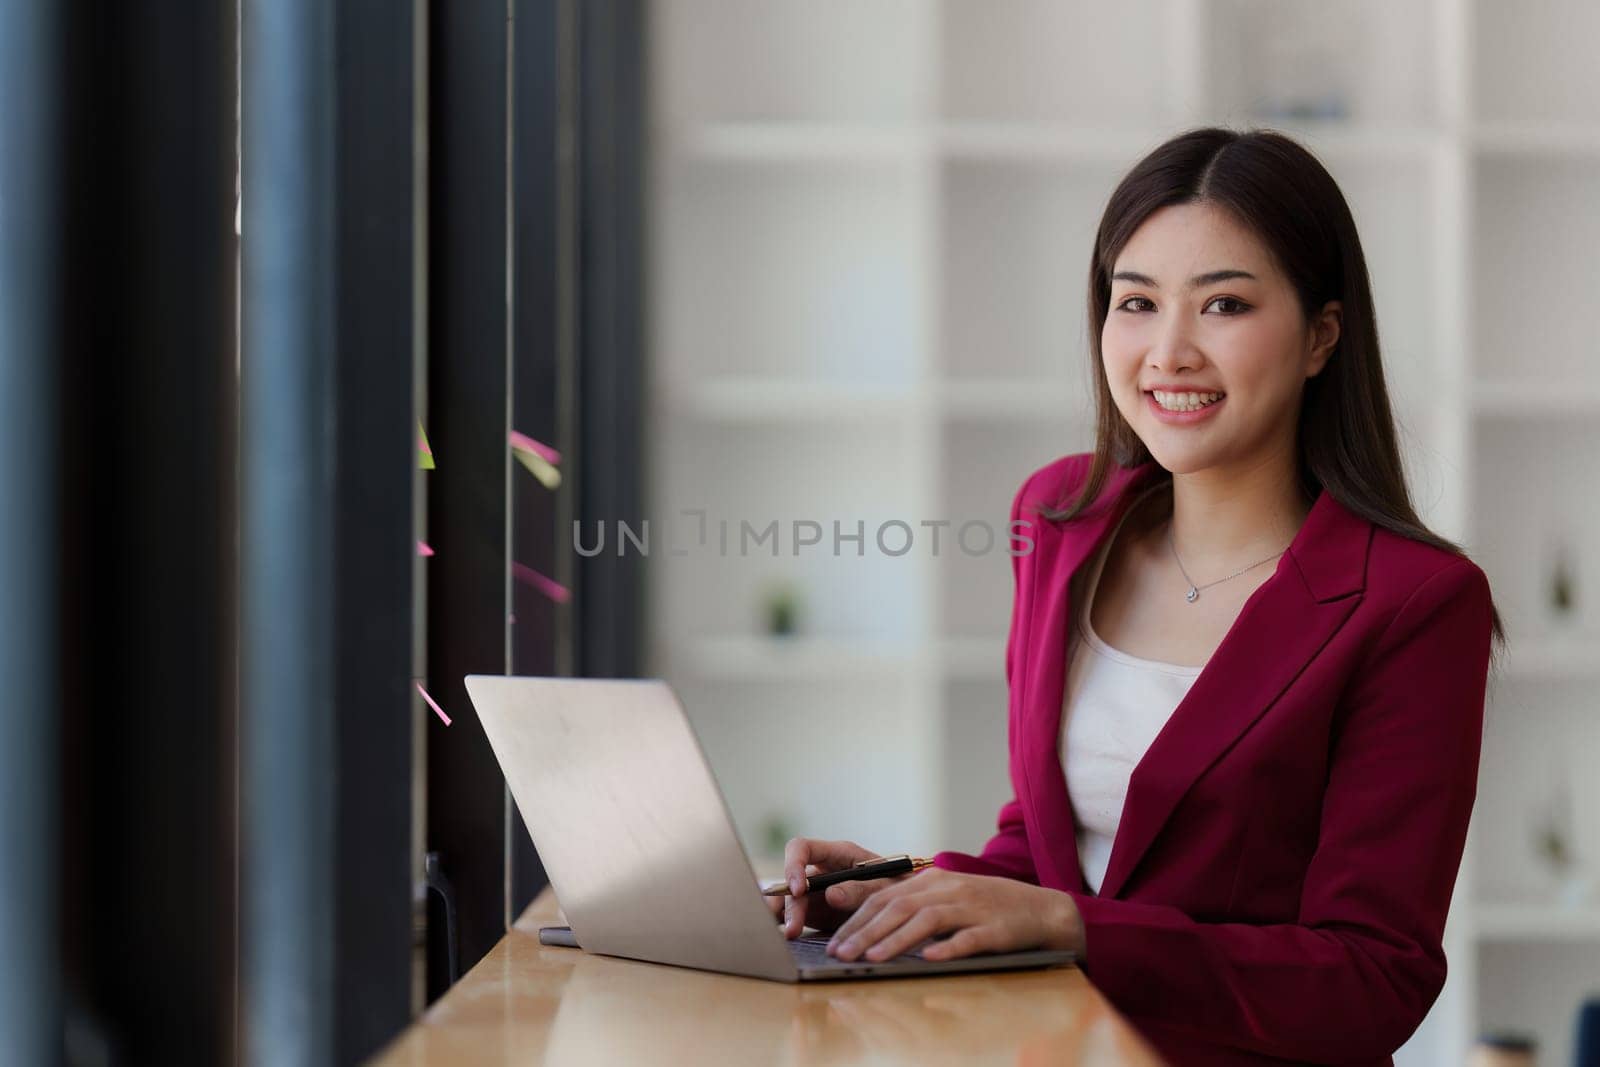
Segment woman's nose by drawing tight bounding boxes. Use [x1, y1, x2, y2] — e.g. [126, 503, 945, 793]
[1147, 315, 1203, 372]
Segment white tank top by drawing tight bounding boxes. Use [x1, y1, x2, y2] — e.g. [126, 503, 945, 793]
[1060, 483, 1202, 895]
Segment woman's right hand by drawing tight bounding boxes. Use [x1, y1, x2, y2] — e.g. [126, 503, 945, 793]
[766, 837, 901, 939]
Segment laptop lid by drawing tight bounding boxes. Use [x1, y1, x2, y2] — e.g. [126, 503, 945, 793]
[464, 675, 799, 981]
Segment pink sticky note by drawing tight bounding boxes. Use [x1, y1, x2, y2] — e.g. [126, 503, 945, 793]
[508, 430, 561, 465]
[415, 681, 452, 726]
[417, 540, 435, 557]
[512, 561, 571, 604]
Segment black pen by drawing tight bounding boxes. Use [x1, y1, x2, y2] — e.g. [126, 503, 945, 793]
[760, 854, 933, 897]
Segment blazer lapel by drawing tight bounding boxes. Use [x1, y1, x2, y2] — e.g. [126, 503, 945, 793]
[1020, 459, 1373, 900]
[1018, 460, 1162, 893]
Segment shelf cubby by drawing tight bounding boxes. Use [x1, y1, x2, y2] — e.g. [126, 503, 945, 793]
[937, 0, 1177, 124]
[938, 159, 1119, 381]
[936, 421, 1086, 639]
[1203, 0, 1441, 127]
[1472, 0, 1600, 125]
[654, 156, 930, 389]
[1471, 156, 1600, 387]
[1474, 696, 1600, 906]
[650, 419, 925, 644]
[940, 680, 1015, 856]
[1470, 420, 1597, 639]
[651, 0, 934, 124]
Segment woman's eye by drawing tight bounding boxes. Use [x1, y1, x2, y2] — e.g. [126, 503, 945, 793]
[1115, 295, 1249, 315]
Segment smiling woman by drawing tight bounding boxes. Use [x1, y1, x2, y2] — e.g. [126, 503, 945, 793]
[781, 127, 1508, 1067]
[1104, 200, 1341, 480]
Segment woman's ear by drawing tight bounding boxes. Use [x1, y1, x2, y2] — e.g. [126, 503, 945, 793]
[1306, 300, 1342, 378]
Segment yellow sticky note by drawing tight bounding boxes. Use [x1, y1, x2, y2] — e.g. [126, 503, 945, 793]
[418, 421, 435, 470]
[513, 447, 561, 489]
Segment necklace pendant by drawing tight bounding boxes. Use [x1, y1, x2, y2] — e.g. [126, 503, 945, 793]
[1185, 586, 1199, 603]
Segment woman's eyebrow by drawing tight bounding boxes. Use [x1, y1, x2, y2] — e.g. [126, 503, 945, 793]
[1111, 269, 1258, 289]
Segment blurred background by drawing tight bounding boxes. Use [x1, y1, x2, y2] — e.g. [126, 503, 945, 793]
[3, 0, 1596, 1063]
[647, 2, 1600, 1064]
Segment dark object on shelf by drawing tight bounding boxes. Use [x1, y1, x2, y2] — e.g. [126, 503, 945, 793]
[764, 583, 800, 637]
[1258, 95, 1349, 122]
[1576, 997, 1600, 1067]
[1533, 779, 1574, 877]
[1470, 1032, 1536, 1067]
[1551, 544, 1575, 616]
[425, 851, 460, 986]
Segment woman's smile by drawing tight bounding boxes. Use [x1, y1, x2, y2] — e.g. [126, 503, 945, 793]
[1145, 388, 1226, 424]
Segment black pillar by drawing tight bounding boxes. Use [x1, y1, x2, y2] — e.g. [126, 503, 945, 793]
[242, 0, 420, 1061]
[57, 1, 237, 1063]
[240, 0, 337, 1059]
[332, 0, 420, 1059]
[425, 0, 516, 996]
[0, 3, 63, 1063]
[575, 0, 646, 681]
[508, 0, 567, 917]
[421, 0, 647, 1004]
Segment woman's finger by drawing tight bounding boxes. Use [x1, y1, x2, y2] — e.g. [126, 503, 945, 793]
[861, 904, 959, 961]
[826, 883, 890, 946]
[781, 836, 813, 892]
[822, 875, 896, 912]
[783, 863, 823, 938]
[829, 892, 925, 961]
[827, 873, 930, 947]
[780, 837, 882, 938]
[788, 874, 895, 938]
[919, 924, 997, 961]
[783, 837, 876, 896]
[826, 870, 955, 949]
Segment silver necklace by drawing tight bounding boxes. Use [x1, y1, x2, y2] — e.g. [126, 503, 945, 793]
[1166, 521, 1287, 603]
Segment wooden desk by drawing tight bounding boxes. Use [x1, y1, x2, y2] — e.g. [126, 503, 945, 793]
[373, 888, 1167, 1065]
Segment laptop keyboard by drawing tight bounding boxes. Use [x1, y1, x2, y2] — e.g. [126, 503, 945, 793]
[787, 933, 924, 967]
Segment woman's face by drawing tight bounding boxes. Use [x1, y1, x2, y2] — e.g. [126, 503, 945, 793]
[1100, 201, 1340, 479]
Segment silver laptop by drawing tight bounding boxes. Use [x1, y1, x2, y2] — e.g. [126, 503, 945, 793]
[463, 674, 1078, 982]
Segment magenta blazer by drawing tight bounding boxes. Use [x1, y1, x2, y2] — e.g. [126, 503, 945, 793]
[931, 452, 1495, 1066]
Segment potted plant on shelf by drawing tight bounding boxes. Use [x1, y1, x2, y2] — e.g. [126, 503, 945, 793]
[763, 581, 800, 639]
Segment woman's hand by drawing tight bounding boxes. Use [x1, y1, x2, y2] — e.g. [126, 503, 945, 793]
[765, 837, 903, 939]
[823, 867, 1085, 962]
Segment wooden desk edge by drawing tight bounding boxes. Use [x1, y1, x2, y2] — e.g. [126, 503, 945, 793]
[372, 887, 1169, 1066]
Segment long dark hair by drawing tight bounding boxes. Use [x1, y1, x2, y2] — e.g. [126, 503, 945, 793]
[1042, 126, 1506, 658]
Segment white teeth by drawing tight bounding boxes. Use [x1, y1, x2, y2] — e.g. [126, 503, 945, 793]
[1153, 390, 1224, 412]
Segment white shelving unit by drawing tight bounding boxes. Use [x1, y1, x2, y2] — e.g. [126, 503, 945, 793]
[644, 2, 1599, 1063]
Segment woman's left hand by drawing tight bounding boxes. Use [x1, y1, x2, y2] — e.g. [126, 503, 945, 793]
[824, 867, 1086, 963]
